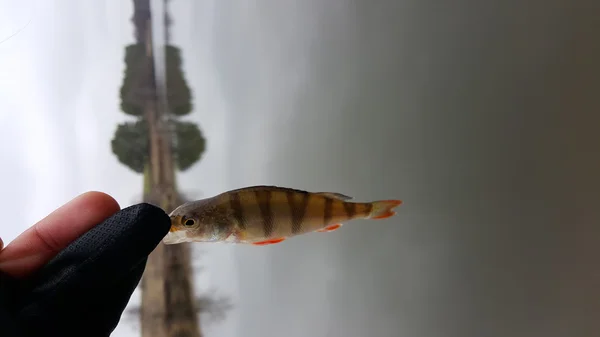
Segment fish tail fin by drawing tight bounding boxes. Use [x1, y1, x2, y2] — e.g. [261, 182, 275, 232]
[368, 200, 403, 220]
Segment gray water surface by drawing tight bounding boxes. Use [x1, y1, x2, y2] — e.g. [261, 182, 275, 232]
[174, 1, 600, 336]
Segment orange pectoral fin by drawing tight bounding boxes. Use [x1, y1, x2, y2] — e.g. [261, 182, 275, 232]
[317, 223, 343, 232]
[252, 237, 286, 246]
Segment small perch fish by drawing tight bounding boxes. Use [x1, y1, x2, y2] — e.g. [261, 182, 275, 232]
[162, 185, 402, 246]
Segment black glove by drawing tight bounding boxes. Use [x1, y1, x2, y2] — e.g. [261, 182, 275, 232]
[0, 203, 171, 337]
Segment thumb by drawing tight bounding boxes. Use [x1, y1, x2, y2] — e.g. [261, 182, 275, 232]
[0, 191, 121, 278]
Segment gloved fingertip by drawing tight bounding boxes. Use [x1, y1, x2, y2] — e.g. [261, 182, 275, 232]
[118, 203, 172, 241]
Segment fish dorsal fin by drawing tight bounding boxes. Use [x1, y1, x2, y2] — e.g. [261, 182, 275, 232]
[224, 186, 353, 201]
[226, 185, 310, 194]
[315, 192, 353, 201]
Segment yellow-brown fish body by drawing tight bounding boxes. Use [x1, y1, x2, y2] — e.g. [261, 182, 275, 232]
[163, 185, 402, 246]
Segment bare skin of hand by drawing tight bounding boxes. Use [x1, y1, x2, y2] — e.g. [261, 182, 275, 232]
[0, 192, 120, 278]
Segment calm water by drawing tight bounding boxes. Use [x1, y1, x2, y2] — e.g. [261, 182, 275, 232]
[164, 1, 600, 336]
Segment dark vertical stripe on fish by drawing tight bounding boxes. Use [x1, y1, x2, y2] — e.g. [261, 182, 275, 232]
[229, 192, 246, 230]
[287, 190, 308, 234]
[323, 197, 333, 225]
[364, 202, 373, 217]
[343, 201, 356, 219]
[255, 190, 274, 237]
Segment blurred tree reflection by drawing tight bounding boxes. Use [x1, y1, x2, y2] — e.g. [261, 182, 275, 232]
[110, 1, 230, 336]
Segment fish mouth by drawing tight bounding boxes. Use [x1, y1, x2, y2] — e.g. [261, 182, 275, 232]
[163, 230, 188, 245]
[168, 215, 182, 232]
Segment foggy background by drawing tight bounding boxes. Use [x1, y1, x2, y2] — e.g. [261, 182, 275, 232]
[2, 0, 600, 337]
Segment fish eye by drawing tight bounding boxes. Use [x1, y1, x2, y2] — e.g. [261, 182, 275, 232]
[183, 218, 196, 227]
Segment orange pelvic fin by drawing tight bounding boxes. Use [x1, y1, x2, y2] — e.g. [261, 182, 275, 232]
[369, 200, 403, 219]
[317, 223, 343, 232]
[253, 237, 286, 246]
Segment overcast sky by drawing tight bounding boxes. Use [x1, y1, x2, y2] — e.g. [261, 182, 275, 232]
[0, 0, 144, 241]
[0, 1, 236, 336]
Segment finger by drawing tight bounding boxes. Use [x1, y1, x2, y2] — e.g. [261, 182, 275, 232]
[0, 191, 120, 278]
[0, 237, 3, 250]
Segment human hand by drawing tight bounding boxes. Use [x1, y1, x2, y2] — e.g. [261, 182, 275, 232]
[0, 192, 171, 337]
